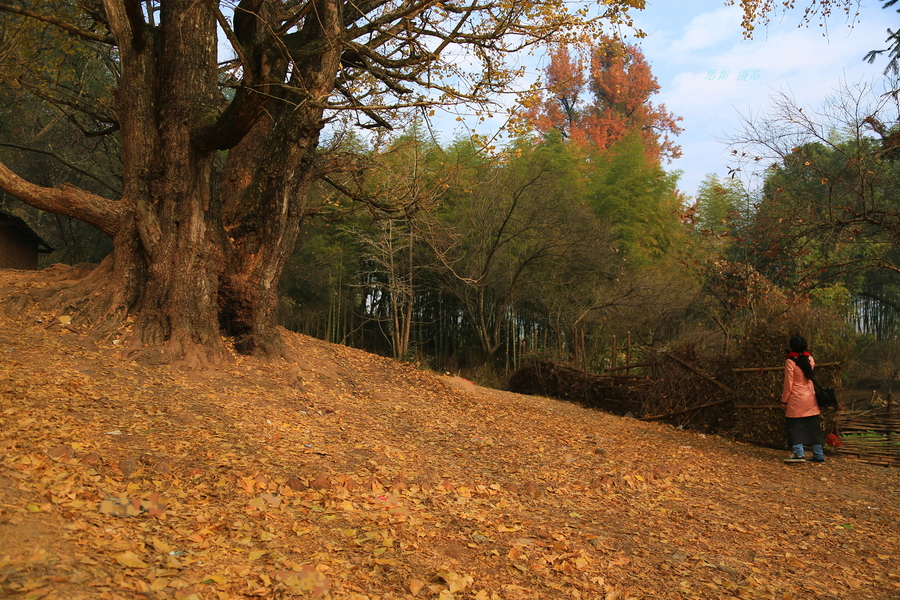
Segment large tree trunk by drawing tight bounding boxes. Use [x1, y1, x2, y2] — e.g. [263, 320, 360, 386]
[0, 0, 343, 366]
[109, 0, 229, 365]
[218, 0, 343, 357]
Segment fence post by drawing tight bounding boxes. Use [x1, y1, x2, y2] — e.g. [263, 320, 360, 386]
[889, 392, 894, 455]
[626, 331, 632, 375]
[581, 329, 587, 373]
[573, 326, 579, 368]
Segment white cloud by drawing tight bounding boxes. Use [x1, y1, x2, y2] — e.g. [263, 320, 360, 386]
[666, 6, 745, 57]
[646, 3, 890, 195]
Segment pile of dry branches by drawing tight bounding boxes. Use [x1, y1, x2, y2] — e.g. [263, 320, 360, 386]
[508, 340, 842, 450]
[507, 360, 648, 416]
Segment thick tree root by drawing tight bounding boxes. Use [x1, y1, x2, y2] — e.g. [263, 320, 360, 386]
[0, 265, 240, 369]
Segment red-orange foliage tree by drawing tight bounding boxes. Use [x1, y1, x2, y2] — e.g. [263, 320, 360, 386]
[527, 41, 683, 163]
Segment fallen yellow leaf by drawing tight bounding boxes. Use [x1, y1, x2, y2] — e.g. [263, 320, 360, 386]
[151, 578, 170, 591]
[114, 551, 148, 569]
[410, 578, 426, 595]
[24, 586, 54, 600]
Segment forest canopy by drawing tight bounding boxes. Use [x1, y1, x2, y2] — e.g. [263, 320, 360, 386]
[1, 0, 899, 380]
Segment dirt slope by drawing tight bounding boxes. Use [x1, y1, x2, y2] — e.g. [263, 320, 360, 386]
[1, 269, 899, 600]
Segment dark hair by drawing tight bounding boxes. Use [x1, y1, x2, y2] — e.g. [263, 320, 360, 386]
[788, 335, 808, 353]
[787, 335, 814, 380]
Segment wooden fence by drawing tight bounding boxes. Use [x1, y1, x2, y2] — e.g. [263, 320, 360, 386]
[834, 403, 900, 467]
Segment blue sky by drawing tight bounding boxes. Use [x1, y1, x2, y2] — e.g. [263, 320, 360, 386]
[636, 0, 890, 196]
[434, 1, 892, 197]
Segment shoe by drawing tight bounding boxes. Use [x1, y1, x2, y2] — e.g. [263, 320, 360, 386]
[809, 457, 825, 463]
[783, 455, 807, 463]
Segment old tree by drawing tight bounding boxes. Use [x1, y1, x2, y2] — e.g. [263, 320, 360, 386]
[0, 0, 640, 365]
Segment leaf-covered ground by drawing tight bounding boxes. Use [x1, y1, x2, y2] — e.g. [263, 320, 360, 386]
[1, 271, 899, 600]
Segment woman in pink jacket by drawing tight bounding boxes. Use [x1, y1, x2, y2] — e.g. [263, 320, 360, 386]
[782, 335, 825, 463]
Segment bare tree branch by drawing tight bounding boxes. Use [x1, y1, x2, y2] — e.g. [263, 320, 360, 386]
[0, 142, 122, 196]
[0, 162, 123, 236]
[0, 3, 114, 45]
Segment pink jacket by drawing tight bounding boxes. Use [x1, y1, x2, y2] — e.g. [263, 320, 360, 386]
[781, 354, 819, 418]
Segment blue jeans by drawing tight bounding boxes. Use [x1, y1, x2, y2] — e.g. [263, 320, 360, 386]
[793, 444, 824, 460]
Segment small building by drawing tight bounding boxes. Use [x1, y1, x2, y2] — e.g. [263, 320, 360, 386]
[0, 210, 54, 270]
